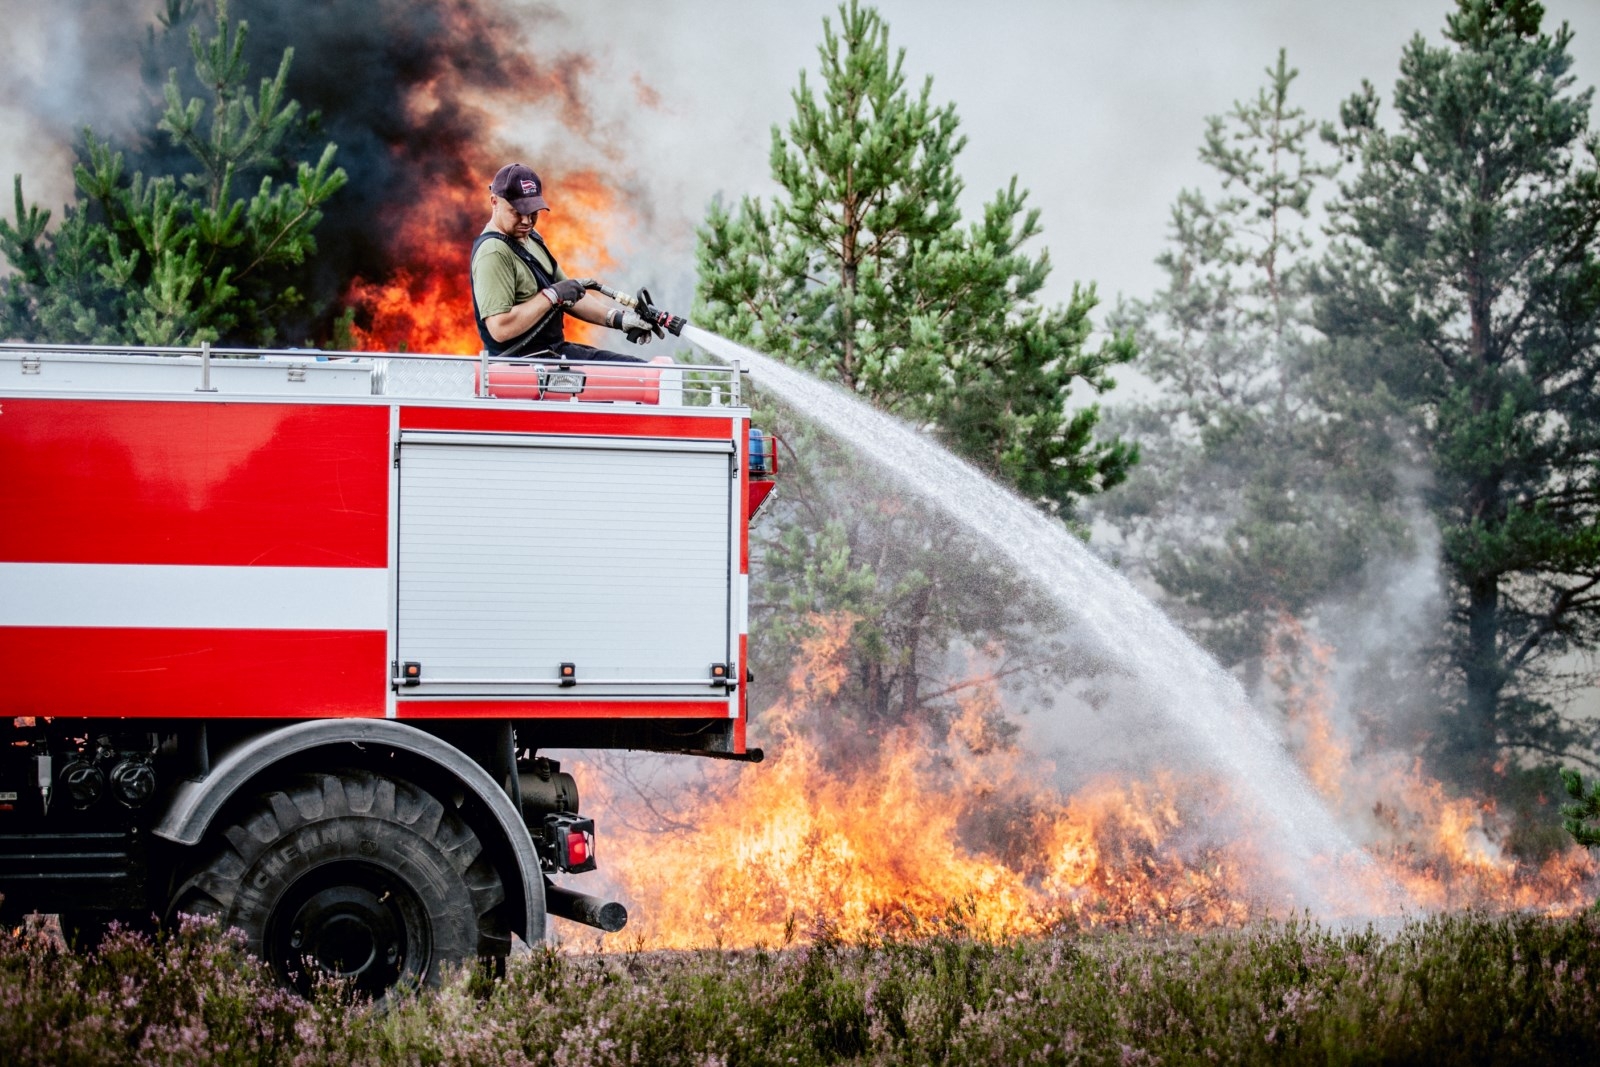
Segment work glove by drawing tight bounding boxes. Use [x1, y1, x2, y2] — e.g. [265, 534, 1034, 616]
[607, 308, 662, 344]
[540, 278, 588, 309]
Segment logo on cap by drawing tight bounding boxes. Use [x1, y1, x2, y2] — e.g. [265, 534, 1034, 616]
[521, 179, 537, 195]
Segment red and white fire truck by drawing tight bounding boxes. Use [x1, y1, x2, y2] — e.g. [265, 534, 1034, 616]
[0, 341, 776, 995]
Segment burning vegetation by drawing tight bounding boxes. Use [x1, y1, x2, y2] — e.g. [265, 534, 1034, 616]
[0, 0, 632, 350]
[340, 168, 618, 353]
[150, 0, 627, 351]
[573, 612, 1598, 950]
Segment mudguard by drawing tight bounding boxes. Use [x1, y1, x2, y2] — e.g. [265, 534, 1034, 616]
[152, 718, 545, 943]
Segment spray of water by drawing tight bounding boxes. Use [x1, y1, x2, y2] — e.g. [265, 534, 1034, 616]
[685, 324, 1409, 918]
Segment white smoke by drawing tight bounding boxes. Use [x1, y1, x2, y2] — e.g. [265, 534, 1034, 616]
[0, 0, 149, 218]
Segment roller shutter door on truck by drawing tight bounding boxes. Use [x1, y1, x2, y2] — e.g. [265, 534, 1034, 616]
[396, 432, 735, 699]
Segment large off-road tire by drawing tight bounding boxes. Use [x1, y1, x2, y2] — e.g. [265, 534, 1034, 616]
[169, 771, 508, 999]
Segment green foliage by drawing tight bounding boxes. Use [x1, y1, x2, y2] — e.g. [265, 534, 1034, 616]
[696, 2, 1130, 731]
[1104, 50, 1405, 673]
[1560, 767, 1600, 850]
[747, 432, 1048, 741]
[697, 2, 1133, 515]
[0, 0, 346, 347]
[1315, 0, 1600, 780]
[4, 913, 1600, 1064]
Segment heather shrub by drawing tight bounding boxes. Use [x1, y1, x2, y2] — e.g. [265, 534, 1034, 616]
[2, 911, 1596, 1064]
[0, 916, 344, 1067]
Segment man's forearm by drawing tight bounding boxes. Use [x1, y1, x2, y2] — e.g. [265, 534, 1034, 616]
[484, 292, 558, 343]
[565, 291, 619, 327]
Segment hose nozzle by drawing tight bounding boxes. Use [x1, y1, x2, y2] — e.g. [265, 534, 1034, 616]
[581, 280, 688, 336]
[633, 287, 688, 337]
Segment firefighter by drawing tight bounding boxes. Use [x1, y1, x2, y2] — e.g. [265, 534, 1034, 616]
[470, 163, 659, 361]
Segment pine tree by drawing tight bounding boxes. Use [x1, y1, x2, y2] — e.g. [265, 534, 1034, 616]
[696, 1, 1134, 518]
[1316, 0, 1600, 781]
[695, 2, 1132, 735]
[1559, 767, 1600, 850]
[0, 0, 346, 346]
[1103, 51, 1402, 675]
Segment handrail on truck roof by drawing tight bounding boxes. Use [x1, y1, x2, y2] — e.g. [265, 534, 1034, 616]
[0, 340, 744, 408]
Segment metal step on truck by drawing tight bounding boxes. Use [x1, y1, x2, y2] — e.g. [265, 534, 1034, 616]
[0, 340, 778, 997]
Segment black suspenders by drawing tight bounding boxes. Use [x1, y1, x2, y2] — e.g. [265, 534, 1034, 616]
[470, 231, 565, 357]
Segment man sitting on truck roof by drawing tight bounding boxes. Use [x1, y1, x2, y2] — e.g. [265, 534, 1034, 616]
[470, 163, 658, 361]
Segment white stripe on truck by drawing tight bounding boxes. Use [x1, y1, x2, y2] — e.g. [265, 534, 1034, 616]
[0, 563, 388, 630]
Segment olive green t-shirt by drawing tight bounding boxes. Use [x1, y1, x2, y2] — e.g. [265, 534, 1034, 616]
[470, 224, 567, 318]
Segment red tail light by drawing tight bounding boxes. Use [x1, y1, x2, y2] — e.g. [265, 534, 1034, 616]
[540, 812, 597, 873]
[567, 829, 591, 867]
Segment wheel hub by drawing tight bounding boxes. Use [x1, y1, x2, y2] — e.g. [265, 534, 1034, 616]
[269, 864, 423, 996]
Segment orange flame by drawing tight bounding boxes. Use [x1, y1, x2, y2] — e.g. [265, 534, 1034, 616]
[565, 612, 1598, 950]
[343, 169, 620, 354]
[574, 616, 1262, 948]
[1268, 616, 1597, 913]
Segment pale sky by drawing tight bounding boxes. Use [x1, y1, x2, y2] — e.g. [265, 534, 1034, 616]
[4, 0, 1597, 310]
[552, 0, 1600, 310]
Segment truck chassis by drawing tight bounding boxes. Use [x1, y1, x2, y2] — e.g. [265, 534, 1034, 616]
[0, 342, 771, 996]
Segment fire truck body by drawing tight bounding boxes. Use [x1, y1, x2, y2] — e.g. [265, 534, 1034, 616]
[0, 342, 769, 993]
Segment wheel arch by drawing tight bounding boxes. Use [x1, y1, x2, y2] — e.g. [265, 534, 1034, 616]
[152, 719, 544, 944]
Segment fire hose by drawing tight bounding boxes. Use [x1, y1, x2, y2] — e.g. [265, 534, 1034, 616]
[505, 278, 689, 358]
[581, 280, 689, 338]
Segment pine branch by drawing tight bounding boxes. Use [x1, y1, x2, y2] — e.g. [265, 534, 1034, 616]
[1559, 767, 1600, 848]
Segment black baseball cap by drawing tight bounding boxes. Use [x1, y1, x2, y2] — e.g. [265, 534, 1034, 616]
[490, 163, 549, 214]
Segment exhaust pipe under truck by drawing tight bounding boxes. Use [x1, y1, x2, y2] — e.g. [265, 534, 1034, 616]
[0, 340, 774, 996]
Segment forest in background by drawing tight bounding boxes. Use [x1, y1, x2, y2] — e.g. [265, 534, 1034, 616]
[4, 0, 1600, 877]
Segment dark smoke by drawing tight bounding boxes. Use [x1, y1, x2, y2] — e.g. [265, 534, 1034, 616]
[190, 0, 606, 338]
[12, 0, 617, 342]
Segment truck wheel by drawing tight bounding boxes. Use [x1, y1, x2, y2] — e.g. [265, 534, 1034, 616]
[168, 771, 507, 999]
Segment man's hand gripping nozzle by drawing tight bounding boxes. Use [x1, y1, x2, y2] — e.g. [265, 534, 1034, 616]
[583, 280, 690, 339]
